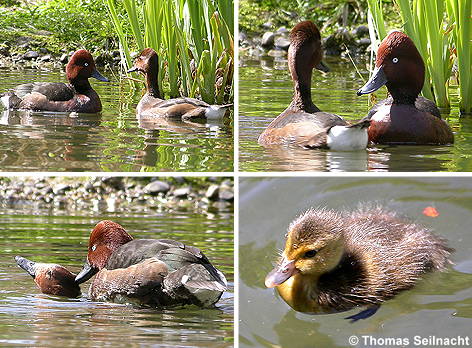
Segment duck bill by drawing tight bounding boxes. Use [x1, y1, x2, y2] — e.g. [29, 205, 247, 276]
[265, 258, 297, 288]
[15, 256, 37, 278]
[74, 260, 98, 284]
[91, 69, 109, 82]
[126, 66, 139, 73]
[315, 61, 330, 73]
[357, 65, 387, 96]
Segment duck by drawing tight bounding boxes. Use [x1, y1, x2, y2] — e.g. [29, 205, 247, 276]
[1, 49, 108, 113]
[127, 48, 232, 120]
[74, 220, 227, 308]
[265, 205, 452, 322]
[357, 31, 454, 145]
[258, 21, 369, 151]
[15, 255, 81, 298]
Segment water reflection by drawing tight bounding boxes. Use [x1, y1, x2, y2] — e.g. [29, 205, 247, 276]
[0, 69, 233, 172]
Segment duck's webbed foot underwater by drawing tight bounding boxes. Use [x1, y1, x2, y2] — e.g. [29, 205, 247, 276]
[345, 305, 380, 323]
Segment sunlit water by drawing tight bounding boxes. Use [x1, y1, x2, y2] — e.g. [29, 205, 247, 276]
[0, 198, 234, 347]
[0, 67, 233, 172]
[239, 55, 471, 172]
[239, 177, 472, 347]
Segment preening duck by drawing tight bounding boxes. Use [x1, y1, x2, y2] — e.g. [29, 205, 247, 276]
[75, 220, 227, 308]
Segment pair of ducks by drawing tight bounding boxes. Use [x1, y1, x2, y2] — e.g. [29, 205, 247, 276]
[258, 21, 454, 149]
[1, 49, 231, 119]
[16, 220, 227, 308]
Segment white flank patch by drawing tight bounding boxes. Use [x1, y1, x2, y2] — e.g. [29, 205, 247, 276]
[205, 105, 226, 119]
[181, 275, 189, 284]
[327, 126, 368, 151]
[1, 95, 11, 109]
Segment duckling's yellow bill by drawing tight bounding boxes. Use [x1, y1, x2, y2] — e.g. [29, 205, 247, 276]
[265, 258, 297, 288]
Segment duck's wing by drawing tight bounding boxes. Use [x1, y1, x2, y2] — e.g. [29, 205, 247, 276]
[105, 239, 185, 270]
[11, 82, 75, 101]
[259, 109, 347, 146]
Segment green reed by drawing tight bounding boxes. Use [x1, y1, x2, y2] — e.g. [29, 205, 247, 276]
[366, 0, 471, 113]
[104, 0, 233, 104]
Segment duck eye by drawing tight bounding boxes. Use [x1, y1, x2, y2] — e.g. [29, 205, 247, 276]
[84, 62, 89, 67]
[304, 250, 317, 258]
[392, 57, 399, 64]
[91, 244, 96, 251]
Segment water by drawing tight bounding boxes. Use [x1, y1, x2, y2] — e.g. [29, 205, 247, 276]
[0, 67, 233, 172]
[239, 177, 472, 348]
[239, 55, 471, 172]
[0, 196, 234, 347]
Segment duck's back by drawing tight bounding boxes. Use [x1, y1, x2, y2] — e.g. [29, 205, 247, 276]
[317, 206, 451, 309]
[258, 108, 347, 147]
[11, 82, 75, 101]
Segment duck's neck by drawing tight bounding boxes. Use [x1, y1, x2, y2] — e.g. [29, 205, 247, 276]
[388, 85, 417, 106]
[290, 79, 320, 113]
[71, 79, 92, 94]
[145, 63, 162, 99]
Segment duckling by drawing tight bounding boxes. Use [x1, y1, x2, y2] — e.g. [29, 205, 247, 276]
[265, 205, 452, 321]
[258, 21, 369, 150]
[127, 48, 232, 120]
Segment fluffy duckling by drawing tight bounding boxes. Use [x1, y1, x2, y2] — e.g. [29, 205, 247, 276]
[15, 256, 81, 298]
[265, 206, 452, 321]
[258, 21, 369, 150]
[127, 48, 232, 120]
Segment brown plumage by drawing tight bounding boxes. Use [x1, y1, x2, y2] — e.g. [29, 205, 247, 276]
[127, 48, 232, 120]
[357, 31, 453, 145]
[258, 21, 368, 150]
[265, 205, 452, 320]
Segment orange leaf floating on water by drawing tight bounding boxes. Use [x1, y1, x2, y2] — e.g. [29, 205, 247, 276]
[423, 206, 439, 218]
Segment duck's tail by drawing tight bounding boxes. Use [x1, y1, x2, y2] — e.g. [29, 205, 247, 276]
[1, 92, 22, 110]
[346, 119, 371, 129]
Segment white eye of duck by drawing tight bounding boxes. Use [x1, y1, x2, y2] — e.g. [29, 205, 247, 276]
[392, 57, 399, 64]
[91, 244, 96, 251]
[84, 62, 89, 67]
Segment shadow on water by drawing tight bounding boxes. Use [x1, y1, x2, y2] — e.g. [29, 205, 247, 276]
[0, 68, 233, 172]
[239, 55, 470, 172]
[239, 177, 472, 348]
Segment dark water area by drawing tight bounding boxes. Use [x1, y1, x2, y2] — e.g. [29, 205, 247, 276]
[239, 177, 472, 347]
[0, 67, 233, 172]
[239, 55, 471, 172]
[0, 197, 234, 347]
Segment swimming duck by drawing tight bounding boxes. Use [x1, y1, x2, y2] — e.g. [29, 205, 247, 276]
[357, 31, 454, 145]
[265, 205, 451, 321]
[258, 21, 369, 150]
[1, 49, 108, 113]
[127, 48, 232, 120]
[75, 220, 227, 307]
[15, 255, 81, 298]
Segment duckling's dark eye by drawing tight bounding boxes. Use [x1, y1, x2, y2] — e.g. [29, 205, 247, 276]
[84, 62, 89, 67]
[304, 250, 317, 258]
[392, 57, 399, 64]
